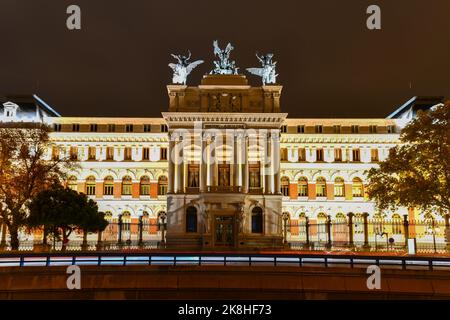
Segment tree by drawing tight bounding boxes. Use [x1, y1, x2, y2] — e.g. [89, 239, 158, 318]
[367, 102, 450, 217]
[27, 184, 108, 250]
[0, 123, 73, 250]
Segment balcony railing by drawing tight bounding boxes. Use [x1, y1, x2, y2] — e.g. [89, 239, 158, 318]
[207, 186, 241, 193]
[248, 187, 263, 194]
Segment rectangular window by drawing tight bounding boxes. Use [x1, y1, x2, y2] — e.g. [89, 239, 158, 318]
[249, 163, 261, 189]
[369, 125, 378, 133]
[387, 125, 395, 133]
[144, 124, 152, 133]
[126, 124, 134, 133]
[218, 164, 230, 187]
[371, 149, 379, 162]
[352, 149, 361, 162]
[315, 125, 323, 133]
[351, 125, 359, 133]
[86, 184, 96, 196]
[53, 124, 62, 132]
[334, 148, 342, 162]
[72, 124, 80, 132]
[70, 147, 78, 161]
[143, 147, 150, 160]
[106, 147, 114, 160]
[298, 184, 308, 197]
[298, 148, 306, 162]
[280, 125, 287, 133]
[188, 164, 200, 188]
[124, 147, 132, 160]
[160, 147, 167, 160]
[297, 125, 305, 133]
[90, 124, 98, 132]
[52, 147, 60, 160]
[108, 124, 115, 132]
[280, 148, 288, 161]
[334, 184, 345, 197]
[88, 147, 96, 160]
[160, 124, 168, 133]
[333, 125, 341, 133]
[316, 148, 324, 162]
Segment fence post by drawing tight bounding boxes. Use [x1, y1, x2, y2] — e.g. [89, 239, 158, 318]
[403, 215, 410, 250]
[304, 217, 310, 250]
[0, 219, 6, 250]
[138, 215, 143, 247]
[347, 212, 354, 249]
[445, 214, 450, 252]
[96, 230, 103, 251]
[118, 215, 123, 245]
[326, 215, 332, 249]
[362, 212, 370, 250]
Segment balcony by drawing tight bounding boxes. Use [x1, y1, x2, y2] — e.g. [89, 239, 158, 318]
[207, 186, 241, 193]
[248, 187, 263, 195]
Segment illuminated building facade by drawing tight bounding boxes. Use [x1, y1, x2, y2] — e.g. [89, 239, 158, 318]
[0, 85, 445, 249]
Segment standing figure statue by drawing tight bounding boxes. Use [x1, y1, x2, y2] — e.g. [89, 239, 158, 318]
[246, 53, 278, 85]
[168, 51, 204, 85]
[210, 40, 239, 75]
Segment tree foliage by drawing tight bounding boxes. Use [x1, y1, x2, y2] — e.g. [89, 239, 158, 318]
[0, 123, 74, 249]
[367, 102, 450, 216]
[27, 184, 108, 248]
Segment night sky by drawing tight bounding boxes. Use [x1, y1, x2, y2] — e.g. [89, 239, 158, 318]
[1, 0, 450, 118]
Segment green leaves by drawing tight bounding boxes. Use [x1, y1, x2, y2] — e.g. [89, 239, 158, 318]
[27, 184, 108, 241]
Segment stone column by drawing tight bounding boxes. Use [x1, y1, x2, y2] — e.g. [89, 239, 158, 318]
[200, 133, 207, 192]
[242, 134, 248, 193]
[264, 133, 272, 194]
[273, 132, 281, 195]
[168, 135, 175, 194]
[210, 136, 216, 187]
[177, 136, 184, 193]
[260, 134, 265, 194]
[233, 133, 239, 189]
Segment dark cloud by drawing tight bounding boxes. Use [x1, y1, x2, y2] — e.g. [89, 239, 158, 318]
[1, 0, 449, 118]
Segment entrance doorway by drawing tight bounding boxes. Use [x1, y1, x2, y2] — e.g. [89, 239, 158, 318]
[214, 216, 234, 247]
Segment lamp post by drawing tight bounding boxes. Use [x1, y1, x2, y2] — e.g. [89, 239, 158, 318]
[282, 213, 289, 244]
[159, 212, 167, 248]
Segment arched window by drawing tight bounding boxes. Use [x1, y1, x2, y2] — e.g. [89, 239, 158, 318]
[86, 176, 96, 195]
[392, 214, 402, 235]
[298, 177, 308, 197]
[121, 212, 131, 232]
[158, 176, 168, 195]
[104, 211, 113, 222]
[141, 212, 149, 232]
[299, 212, 307, 238]
[334, 177, 345, 197]
[354, 213, 364, 234]
[140, 176, 150, 195]
[67, 176, 77, 191]
[373, 213, 385, 234]
[122, 176, 132, 195]
[104, 176, 114, 195]
[317, 212, 327, 237]
[316, 177, 326, 197]
[281, 177, 290, 197]
[186, 207, 197, 233]
[352, 177, 363, 197]
[251, 207, 263, 233]
[335, 213, 347, 234]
